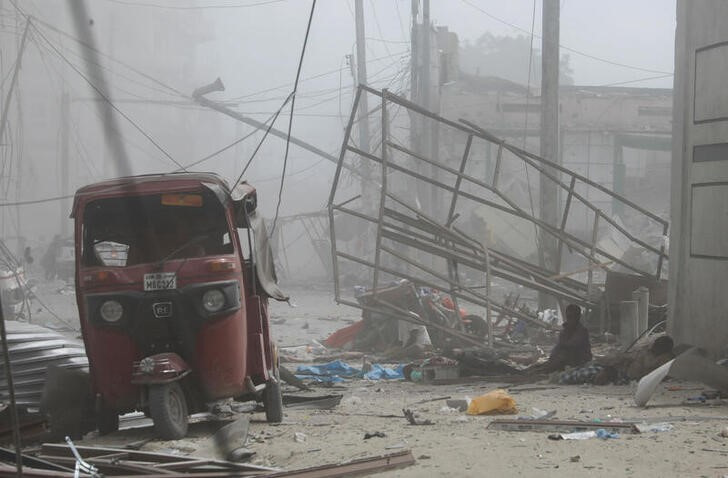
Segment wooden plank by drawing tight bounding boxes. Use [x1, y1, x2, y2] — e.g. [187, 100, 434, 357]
[263, 450, 415, 478]
[487, 419, 640, 434]
[39, 444, 278, 472]
[156, 459, 215, 470]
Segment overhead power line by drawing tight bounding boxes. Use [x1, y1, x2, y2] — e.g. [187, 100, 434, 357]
[232, 92, 294, 182]
[460, 0, 673, 76]
[227, 50, 409, 101]
[104, 0, 288, 10]
[0, 194, 75, 207]
[30, 16, 186, 97]
[597, 74, 674, 88]
[26, 18, 187, 171]
[270, 0, 316, 236]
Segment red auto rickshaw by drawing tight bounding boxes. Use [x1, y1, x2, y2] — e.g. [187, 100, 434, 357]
[71, 172, 286, 439]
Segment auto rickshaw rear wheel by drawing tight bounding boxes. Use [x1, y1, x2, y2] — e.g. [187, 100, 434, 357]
[149, 382, 189, 440]
[263, 378, 283, 423]
[97, 408, 119, 435]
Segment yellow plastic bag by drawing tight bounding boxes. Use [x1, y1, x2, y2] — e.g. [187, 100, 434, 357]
[466, 389, 517, 415]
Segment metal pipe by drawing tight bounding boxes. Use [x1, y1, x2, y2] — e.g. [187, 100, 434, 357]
[371, 90, 389, 292]
[327, 87, 363, 301]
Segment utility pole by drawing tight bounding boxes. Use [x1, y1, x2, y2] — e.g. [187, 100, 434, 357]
[408, 0, 440, 218]
[539, 0, 560, 307]
[409, 0, 419, 108]
[422, 0, 438, 218]
[423, 0, 442, 220]
[421, 0, 431, 120]
[411, 0, 436, 216]
[409, 0, 420, 205]
[354, 0, 373, 209]
[354, 0, 370, 157]
[60, 92, 70, 236]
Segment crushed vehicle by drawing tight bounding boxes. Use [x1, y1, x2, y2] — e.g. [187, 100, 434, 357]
[67, 172, 287, 439]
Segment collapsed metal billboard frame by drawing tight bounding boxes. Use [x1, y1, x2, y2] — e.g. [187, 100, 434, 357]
[327, 86, 669, 347]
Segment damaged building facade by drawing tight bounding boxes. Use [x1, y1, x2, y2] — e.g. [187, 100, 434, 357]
[440, 77, 673, 233]
[670, 0, 728, 355]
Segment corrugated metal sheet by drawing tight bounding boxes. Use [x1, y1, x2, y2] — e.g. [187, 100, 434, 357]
[0, 321, 88, 409]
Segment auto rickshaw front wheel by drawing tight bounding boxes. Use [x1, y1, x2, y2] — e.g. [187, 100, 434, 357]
[149, 382, 189, 440]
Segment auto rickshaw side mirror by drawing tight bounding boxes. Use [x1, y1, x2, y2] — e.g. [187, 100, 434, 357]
[231, 182, 258, 228]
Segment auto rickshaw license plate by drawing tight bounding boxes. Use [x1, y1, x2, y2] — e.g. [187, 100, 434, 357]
[143, 272, 177, 291]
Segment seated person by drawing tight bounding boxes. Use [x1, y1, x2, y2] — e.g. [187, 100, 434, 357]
[528, 304, 592, 373]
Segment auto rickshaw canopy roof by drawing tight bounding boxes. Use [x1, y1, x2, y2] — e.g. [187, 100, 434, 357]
[71, 172, 256, 220]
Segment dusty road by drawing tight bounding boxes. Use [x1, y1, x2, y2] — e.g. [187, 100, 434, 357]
[24, 282, 728, 477]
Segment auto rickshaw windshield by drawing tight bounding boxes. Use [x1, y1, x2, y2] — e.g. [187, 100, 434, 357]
[81, 190, 233, 267]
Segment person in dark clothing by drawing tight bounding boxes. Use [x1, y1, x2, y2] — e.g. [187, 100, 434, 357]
[23, 246, 34, 271]
[529, 304, 592, 373]
[41, 235, 62, 281]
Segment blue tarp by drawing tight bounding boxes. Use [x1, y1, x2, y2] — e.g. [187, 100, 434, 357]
[295, 360, 403, 382]
[296, 360, 361, 377]
[363, 363, 405, 380]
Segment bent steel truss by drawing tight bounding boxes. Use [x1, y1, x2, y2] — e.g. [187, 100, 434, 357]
[327, 86, 668, 347]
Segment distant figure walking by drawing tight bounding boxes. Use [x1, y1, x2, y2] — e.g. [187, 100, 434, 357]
[23, 246, 34, 272]
[41, 235, 62, 280]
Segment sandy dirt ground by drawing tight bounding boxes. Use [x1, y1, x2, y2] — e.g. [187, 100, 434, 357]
[23, 282, 728, 477]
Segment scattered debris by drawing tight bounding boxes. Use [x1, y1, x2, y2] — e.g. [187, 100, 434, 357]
[636, 347, 728, 406]
[329, 87, 668, 361]
[295, 360, 403, 383]
[549, 429, 620, 440]
[364, 431, 386, 439]
[635, 422, 674, 433]
[259, 450, 415, 477]
[488, 419, 639, 434]
[403, 408, 433, 426]
[31, 442, 278, 475]
[0, 408, 46, 444]
[279, 366, 311, 391]
[466, 389, 517, 415]
[384, 443, 408, 450]
[446, 399, 469, 412]
[123, 439, 153, 450]
[213, 416, 250, 462]
[635, 359, 673, 407]
[529, 407, 557, 420]
[1, 321, 87, 414]
[410, 395, 452, 406]
[293, 432, 308, 443]
[570, 455, 581, 463]
[283, 393, 343, 410]
[228, 448, 256, 462]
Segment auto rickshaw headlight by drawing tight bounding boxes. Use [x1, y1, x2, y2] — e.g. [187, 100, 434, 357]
[99, 300, 123, 322]
[139, 357, 155, 374]
[202, 289, 225, 313]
